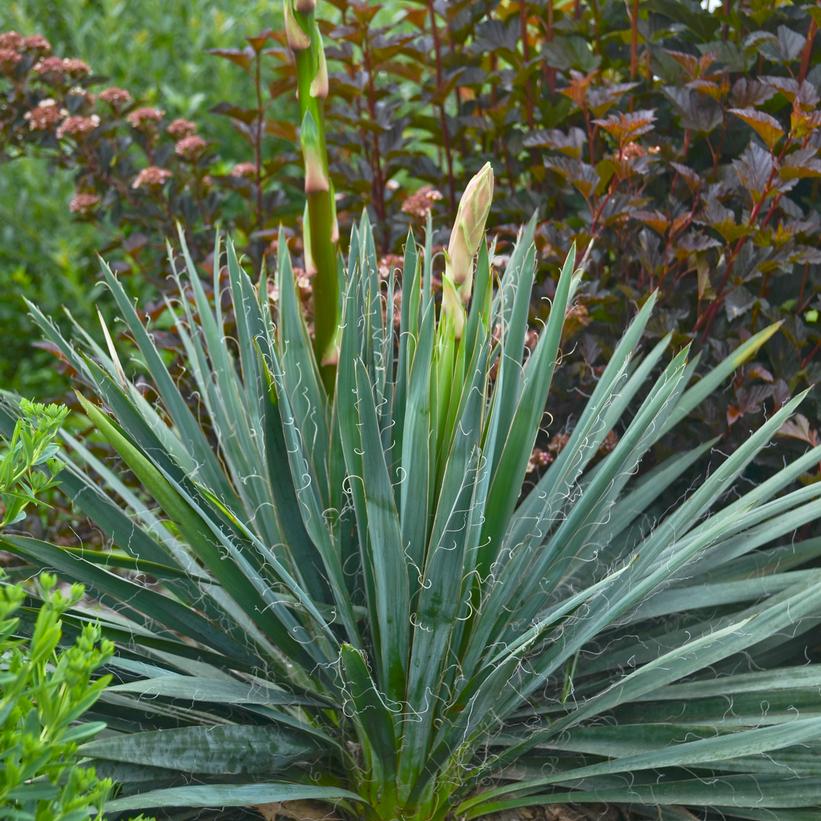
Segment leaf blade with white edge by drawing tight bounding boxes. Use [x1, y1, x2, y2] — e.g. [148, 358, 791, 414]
[106, 783, 362, 813]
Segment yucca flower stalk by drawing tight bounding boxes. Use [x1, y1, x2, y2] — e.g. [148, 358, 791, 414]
[435, 162, 494, 471]
[285, 0, 338, 379]
[2, 189, 820, 818]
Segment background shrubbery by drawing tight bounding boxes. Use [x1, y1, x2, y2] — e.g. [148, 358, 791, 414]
[0, 0, 290, 395]
[1, 0, 818, 458]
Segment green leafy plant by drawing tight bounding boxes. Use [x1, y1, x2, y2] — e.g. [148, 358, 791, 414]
[1, 160, 819, 818]
[0, 406, 122, 820]
[0, 572, 115, 821]
[0, 399, 67, 528]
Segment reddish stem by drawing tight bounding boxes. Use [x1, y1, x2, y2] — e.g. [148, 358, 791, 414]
[721, 0, 731, 42]
[520, 1, 534, 126]
[583, 105, 596, 165]
[543, 1, 556, 93]
[361, 34, 387, 236]
[799, 18, 818, 84]
[253, 51, 264, 233]
[801, 342, 820, 370]
[797, 263, 811, 312]
[695, 148, 783, 340]
[427, 0, 456, 215]
[629, 0, 639, 80]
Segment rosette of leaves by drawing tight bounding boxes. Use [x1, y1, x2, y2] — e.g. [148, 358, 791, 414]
[1, 165, 820, 819]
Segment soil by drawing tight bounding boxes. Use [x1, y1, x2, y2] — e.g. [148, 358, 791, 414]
[257, 803, 629, 821]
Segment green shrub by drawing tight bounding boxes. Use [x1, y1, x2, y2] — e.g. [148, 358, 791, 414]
[0, 7, 298, 396]
[0, 572, 114, 821]
[0, 398, 66, 528]
[1, 158, 818, 817]
[0, 402, 120, 821]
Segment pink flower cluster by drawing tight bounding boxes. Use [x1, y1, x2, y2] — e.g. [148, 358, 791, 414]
[127, 107, 164, 129]
[23, 99, 67, 130]
[56, 114, 100, 139]
[0, 30, 52, 74]
[33, 56, 91, 80]
[167, 118, 197, 139]
[132, 166, 172, 189]
[230, 162, 257, 179]
[69, 192, 101, 215]
[98, 86, 133, 108]
[175, 134, 207, 160]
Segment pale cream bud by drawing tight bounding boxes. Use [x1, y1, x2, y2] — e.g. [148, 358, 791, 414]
[445, 162, 494, 303]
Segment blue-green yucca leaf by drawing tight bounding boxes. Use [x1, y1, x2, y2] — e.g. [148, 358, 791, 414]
[0, 534, 250, 666]
[261, 335, 362, 650]
[503, 288, 659, 554]
[107, 674, 329, 708]
[76, 395, 334, 676]
[392, 229, 421, 460]
[398, 301, 436, 577]
[484, 240, 537, 469]
[340, 643, 399, 802]
[275, 228, 331, 492]
[461, 716, 821, 816]
[106, 783, 363, 814]
[496, 398, 814, 707]
[82, 724, 321, 775]
[96, 260, 233, 499]
[687, 534, 821, 584]
[461, 777, 821, 819]
[655, 320, 784, 440]
[478, 243, 578, 574]
[488, 563, 821, 784]
[351, 358, 410, 701]
[400, 363, 489, 788]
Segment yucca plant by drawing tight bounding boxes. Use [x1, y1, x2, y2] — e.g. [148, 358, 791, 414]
[1, 165, 820, 820]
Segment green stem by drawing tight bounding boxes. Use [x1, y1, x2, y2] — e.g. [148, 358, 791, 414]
[288, 1, 339, 388]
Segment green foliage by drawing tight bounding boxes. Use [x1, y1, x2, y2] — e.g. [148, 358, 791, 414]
[0, 2, 294, 397]
[0, 399, 67, 528]
[4, 0, 817, 441]
[0, 572, 114, 820]
[0, 157, 103, 398]
[299, 0, 821, 444]
[1, 0, 287, 150]
[2, 176, 818, 817]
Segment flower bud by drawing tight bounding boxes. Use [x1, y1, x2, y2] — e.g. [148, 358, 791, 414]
[445, 162, 494, 303]
[283, 0, 311, 51]
[296, 0, 317, 11]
